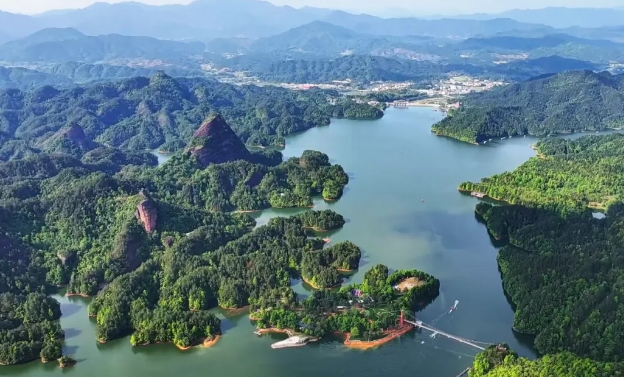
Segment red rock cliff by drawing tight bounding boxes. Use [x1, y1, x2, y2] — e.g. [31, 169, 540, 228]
[136, 191, 157, 233]
[189, 114, 250, 168]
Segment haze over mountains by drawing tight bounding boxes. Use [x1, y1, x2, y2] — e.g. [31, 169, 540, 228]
[0, 0, 623, 90]
[0, 0, 584, 43]
[457, 7, 624, 28]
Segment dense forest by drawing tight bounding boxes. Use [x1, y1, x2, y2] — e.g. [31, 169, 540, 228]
[459, 134, 624, 212]
[476, 202, 624, 360]
[253, 264, 439, 340]
[0, 107, 360, 363]
[462, 133, 624, 367]
[432, 70, 624, 143]
[0, 71, 383, 158]
[469, 345, 624, 377]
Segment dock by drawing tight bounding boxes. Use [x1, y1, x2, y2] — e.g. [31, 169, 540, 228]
[271, 336, 310, 349]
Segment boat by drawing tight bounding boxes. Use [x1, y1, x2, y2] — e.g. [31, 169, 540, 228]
[471, 192, 485, 198]
[253, 330, 262, 336]
[271, 336, 310, 349]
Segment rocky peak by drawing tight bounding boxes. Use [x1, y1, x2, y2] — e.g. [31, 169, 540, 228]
[189, 114, 250, 168]
[135, 190, 157, 233]
[61, 124, 89, 148]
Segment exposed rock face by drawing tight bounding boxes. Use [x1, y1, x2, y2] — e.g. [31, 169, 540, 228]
[189, 114, 250, 168]
[136, 190, 157, 233]
[62, 124, 90, 149]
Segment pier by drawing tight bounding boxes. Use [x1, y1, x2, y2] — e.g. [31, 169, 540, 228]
[392, 100, 408, 108]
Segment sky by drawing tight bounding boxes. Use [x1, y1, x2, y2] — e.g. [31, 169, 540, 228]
[0, 0, 623, 16]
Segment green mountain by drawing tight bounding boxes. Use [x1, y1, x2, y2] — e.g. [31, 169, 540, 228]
[0, 66, 73, 90]
[0, 28, 205, 63]
[432, 70, 624, 144]
[0, 71, 382, 159]
[45, 61, 203, 83]
[249, 21, 434, 57]
[451, 34, 624, 63]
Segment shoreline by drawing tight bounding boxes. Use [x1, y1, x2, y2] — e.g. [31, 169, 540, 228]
[176, 335, 221, 350]
[66, 293, 90, 298]
[303, 226, 328, 232]
[343, 324, 414, 349]
[138, 335, 221, 351]
[221, 305, 250, 316]
[301, 275, 341, 290]
[457, 187, 511, 205]
[256, 328, 296, 337]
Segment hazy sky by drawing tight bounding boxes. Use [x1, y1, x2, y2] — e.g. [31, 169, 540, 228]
[0, 0, 623, 15]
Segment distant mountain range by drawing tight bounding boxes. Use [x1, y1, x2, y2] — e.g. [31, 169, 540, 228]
[456, 7, 624, 29]
[0, 0, 555, 42]
[205, 21, 624, 65]
[450, 34, 624, 63]
[0, 27, 205, 63]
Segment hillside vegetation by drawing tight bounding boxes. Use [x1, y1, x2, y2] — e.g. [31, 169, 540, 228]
[462, 132, 624, 373]
[469, 345, 624, 377]
[459, 134, 624, 212]
[433, 70, 624, 143]
[0, 71, 382, 156]
[0, 109, 355, 363]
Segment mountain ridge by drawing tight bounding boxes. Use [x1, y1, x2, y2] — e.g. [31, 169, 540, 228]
[0, 0, 558, 41]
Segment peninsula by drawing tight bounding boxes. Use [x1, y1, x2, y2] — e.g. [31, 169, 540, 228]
[252, 265, 439, 348]
[432, 70, 624, 144]
[466, 132, 624, 373]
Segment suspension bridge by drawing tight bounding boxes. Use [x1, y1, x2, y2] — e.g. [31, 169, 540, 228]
[397, 309, 492, 351]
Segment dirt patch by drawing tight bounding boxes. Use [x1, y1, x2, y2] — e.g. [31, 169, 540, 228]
[395, 277, 425, 291]
[343, 325, 414, 349]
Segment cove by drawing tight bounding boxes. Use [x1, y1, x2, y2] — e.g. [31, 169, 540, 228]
[7, 107, 540, 377]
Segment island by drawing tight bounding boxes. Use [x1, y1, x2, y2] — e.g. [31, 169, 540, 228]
[252, 264, 440, 348]
[0, 108, 378, 363]
[431, 70, 624, 144]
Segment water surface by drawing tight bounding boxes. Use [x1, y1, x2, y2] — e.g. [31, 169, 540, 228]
[8, 108, 541, 377]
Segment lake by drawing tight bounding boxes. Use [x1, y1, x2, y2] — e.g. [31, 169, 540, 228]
[7, 107, 541, 377]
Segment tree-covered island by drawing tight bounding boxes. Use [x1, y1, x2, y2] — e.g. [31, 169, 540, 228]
[432, 70, 624, 144]
[252, 264, 440, 346]
[0, 106, 437, 364]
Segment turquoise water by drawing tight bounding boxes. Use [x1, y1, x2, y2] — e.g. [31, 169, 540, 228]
[7, 107, 541, 377]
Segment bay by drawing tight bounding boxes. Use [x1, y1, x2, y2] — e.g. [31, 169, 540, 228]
[7, 107, 540, 377]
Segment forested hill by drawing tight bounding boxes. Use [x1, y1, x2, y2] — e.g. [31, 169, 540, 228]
[463, 133, 624, 370]
[432, 70, 624, 143]
[460, 134, 624, 212]
[470, 346, 624, 376]
[0, 109, 354, 363]
[0, 72, 383, 159]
